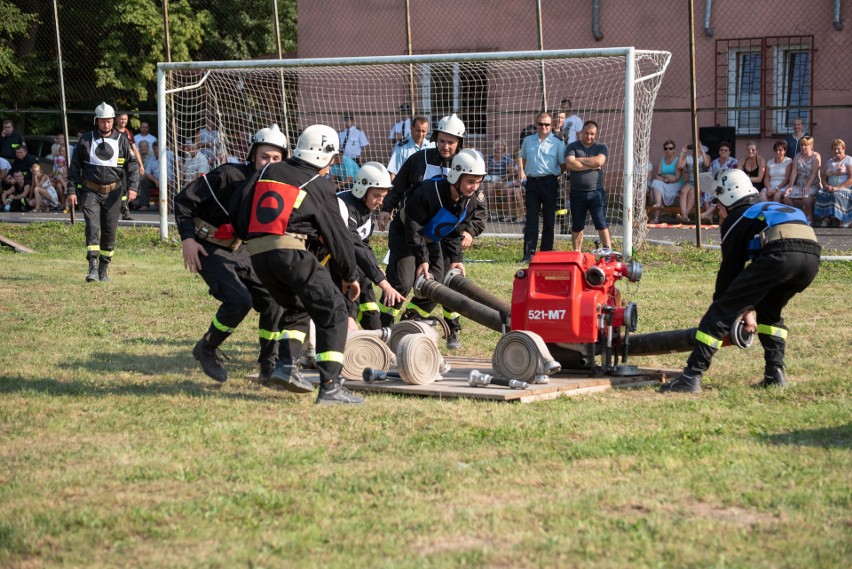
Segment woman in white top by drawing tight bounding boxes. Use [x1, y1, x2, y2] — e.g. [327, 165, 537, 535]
[784, 135, 821, 222]
[761, 140, 793, 203]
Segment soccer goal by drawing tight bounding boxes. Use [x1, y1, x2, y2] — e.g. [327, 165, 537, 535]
[157, 48, 670, 252]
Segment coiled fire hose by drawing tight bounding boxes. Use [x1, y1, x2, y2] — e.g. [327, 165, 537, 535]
[341, 331, 396, 381]
[492, 330, 562, 384]
[388, 320, 440, 355]
[396, 333, 443, 385]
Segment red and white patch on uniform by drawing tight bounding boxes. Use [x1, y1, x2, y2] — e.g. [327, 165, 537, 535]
[248, 179, 302, 235]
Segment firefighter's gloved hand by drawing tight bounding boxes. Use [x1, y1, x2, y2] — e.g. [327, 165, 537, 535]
[743, 310, 757, 333]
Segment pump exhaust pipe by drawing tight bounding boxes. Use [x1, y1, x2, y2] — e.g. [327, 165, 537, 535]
[414, 275, 505, 333]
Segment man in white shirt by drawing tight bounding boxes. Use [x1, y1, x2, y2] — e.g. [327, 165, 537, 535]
[388, 103, 411, 143]
[560, 97, 584, 145]
[339, 112, 369, 165]
[135, 120, 157, 149]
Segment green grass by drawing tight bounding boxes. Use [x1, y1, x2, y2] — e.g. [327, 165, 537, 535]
[1, 222, 850, 568]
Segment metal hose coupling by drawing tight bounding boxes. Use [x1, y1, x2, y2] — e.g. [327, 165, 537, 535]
[468, 370, 530, 390]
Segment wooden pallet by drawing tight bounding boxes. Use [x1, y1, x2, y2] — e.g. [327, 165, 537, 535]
[252, 357, 678, 403]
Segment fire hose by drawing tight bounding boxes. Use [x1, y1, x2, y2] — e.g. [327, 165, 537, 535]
[414, 275, 505, 333]
[443, 268, 511, 318]
[492, 330, 562, 384]
[388, 320, 441, 355]
[396, 333, 444, 385]
[341, 331, 396, 381]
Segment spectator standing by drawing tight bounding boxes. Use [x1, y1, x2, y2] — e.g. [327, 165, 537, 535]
[762, 140, 793, 203]
[560, 98, 584, 144]
[0, 120, 26, 161]
[388, 104, 412, 144]
[11, 144, 38, 185]
[115, 112, 143, 220]
[387, 115, 431, 180]
[814, 138, 852, 227]
[565, 120, 611, 252]
[483, 138, 519, 222]
[66, 102, 139, 282]
[552, 110, 568, 142]
[784, 135, 821, 223]
[52, 148, 68, 208]
[784, 117, 810, 159]
[135, 120, 157, 149]
[649, 139, 684, 224]
[339, 112, 369, 166]
[518, 112, 566, 262]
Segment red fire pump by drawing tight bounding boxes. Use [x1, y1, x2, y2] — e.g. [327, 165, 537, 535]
[511, 250, 640, 345]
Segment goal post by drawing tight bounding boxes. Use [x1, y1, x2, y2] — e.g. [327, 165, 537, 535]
[156, 48, 671, 252]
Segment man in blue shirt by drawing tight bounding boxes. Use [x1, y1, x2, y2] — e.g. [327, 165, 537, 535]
[518, 112, 566, 263]
[565, 120, 612, 252]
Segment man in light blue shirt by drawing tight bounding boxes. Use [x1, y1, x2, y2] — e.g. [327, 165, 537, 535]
[518, 111, 566, 262]
[387, 116, 433, 179]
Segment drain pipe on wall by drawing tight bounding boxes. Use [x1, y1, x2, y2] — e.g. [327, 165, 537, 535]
[834, 0, 844, 30]
[704, 0, 714, 37]
[592, 0, 603, 41]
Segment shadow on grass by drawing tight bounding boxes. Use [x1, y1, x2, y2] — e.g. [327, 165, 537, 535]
[759, 423, 851, 449]
[0, 375, 284, 402]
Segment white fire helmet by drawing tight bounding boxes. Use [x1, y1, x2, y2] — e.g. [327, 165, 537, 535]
[94, 102, 115, 123]
[249, 123, 289, 161]
[293, 124, 339, 169]
[447, 148, 487, 185]
[352, 161, 392, 199]
[430, 113, 466, 148]
[712, 168, 758, 207]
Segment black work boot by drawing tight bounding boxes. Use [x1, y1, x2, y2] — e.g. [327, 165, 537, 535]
[121, 203, 133, 220]
[97, 258, 110, 282]
[192, 337, 228, 383]
[257, 360, 276, 385]
[446, 330, 462, 350]
[85, 257, 99, 282]
[756, 367, 787, 389]
[316, 379, 365, 405]
[267, 361, 314, 393]
[660, 370, 702, 393]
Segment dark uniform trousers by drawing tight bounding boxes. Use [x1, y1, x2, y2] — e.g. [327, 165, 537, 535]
[82, 187, 123, 262]
[380, 223, 444, 328]
[523, 174, 559, 258]
[197, 241, 283, 365]
[687, 248, 820, 374]
[354, 275, 382, 330]
[251, 248, 349, 385]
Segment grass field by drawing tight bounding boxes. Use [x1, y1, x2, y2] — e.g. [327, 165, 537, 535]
[1, 222, 850, 568]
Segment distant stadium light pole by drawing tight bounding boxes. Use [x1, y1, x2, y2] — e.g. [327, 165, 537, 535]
[52, 0, 73, 224]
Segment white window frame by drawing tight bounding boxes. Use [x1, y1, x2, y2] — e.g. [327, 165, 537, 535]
[726, 47, 762, 136]
[772, 44, 811, 135]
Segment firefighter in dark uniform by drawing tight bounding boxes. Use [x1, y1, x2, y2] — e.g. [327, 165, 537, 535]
[376, 114, 486, 348]
[233, 124, 364, 405]
[661, 169, 821, 393]
[336, 162, 405, 329]
[379, 149, 486, 330]
[175, 124, 289, 385]
[66, 102, 139, 282]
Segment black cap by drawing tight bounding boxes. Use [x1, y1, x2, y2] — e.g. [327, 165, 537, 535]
[399, 103, 411, 111]
[343, 112, 354, 120]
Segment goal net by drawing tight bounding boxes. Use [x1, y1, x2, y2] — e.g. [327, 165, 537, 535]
[158, 49, 670, 251]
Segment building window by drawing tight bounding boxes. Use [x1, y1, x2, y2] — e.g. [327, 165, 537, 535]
[421, 62, 487, 137]
[716, 37, 813, 139]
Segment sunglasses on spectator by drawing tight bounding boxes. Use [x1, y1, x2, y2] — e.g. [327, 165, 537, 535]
[537, 122, 551, 127]
[663, 146, 674, 150]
